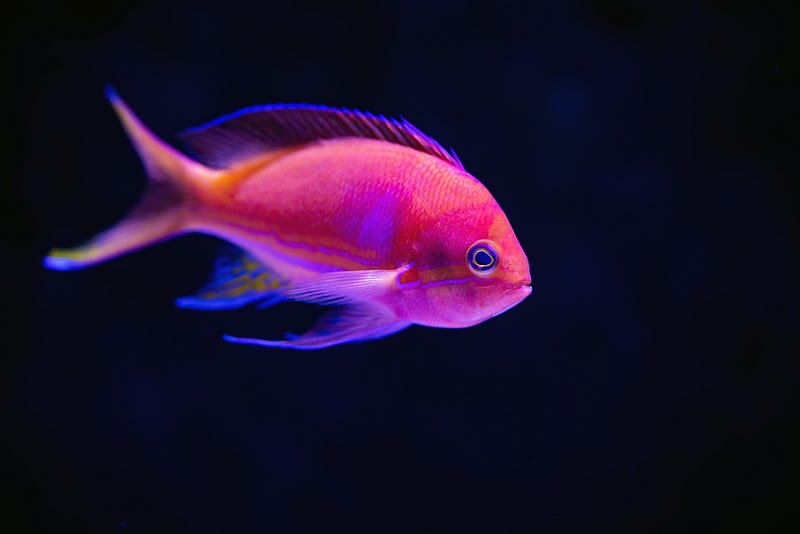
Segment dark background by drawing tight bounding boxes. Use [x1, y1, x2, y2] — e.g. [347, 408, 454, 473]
[4, 0, 799, 531]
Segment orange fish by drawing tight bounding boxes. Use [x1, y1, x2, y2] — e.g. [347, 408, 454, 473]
[45, 89, 531, 349]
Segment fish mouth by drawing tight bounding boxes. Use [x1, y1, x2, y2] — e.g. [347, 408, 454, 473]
[506, 274, 532, 299]
[489, 281, 532, 318]
[520, 273, 533, 294]
[515, 283, 533, 300]
[514, 275, 532, 296]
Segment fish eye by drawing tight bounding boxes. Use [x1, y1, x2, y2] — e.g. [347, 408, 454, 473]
[467, 241, 498, 275]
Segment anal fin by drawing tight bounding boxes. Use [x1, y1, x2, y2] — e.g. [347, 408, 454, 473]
[176, 251, 285, 310]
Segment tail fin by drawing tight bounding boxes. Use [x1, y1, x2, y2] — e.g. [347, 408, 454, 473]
[45, 88, 212, 271]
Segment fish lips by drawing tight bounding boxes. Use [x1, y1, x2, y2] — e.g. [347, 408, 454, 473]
[489, 279, 532, 318]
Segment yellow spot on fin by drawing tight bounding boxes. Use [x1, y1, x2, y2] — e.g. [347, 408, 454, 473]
[176, 250, 285, 310]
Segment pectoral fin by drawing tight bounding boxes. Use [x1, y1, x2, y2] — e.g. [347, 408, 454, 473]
[282, 266, 408, 305]
[223, 303, 410, 350]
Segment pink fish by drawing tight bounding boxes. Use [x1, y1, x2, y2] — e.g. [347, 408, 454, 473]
[45, 89, 531, 349]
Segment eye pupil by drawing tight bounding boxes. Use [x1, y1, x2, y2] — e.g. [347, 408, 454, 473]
[474, 249, 493, 267]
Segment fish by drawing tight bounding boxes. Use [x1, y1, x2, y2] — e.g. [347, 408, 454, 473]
[44, 88, 532, 350]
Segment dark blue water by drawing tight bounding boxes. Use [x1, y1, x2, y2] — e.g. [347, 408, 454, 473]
[6, 0, 798, 531]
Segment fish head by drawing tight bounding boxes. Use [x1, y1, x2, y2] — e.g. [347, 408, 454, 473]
[409, 199, 531, 328]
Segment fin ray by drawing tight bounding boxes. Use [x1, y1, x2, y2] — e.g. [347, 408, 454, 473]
[282, 266, 408, 305]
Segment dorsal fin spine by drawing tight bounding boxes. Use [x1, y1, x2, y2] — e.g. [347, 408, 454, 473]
[180, 104, 464, 171]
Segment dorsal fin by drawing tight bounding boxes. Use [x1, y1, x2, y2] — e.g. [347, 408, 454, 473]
[179, 104, 464, 170]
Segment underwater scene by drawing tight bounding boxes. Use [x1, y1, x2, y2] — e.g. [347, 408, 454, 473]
[6, 0, 798, 531]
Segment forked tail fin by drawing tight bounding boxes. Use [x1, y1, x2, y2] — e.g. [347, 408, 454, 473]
[45, 88, 214, 270]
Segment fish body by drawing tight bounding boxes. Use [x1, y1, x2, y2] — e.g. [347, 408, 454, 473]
[45, 89, 531, 349]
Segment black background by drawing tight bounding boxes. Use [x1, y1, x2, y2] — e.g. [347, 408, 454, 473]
[4, 0, 799, 532]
